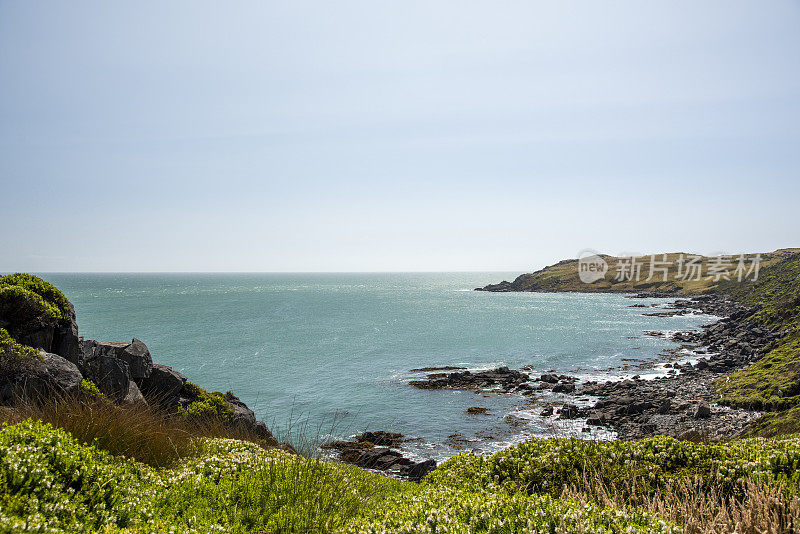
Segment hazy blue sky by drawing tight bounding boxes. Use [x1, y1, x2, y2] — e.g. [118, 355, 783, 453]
[1, 1, 798, 272]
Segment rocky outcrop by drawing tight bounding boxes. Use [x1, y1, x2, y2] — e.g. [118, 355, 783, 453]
[0, 350, 83, 402]
[323, 431, 436, 481]
[40, 351, 83, 395]
[409, 366, 533, 393]
[140, 363, 187, 398]
[575, 295, 782, 440]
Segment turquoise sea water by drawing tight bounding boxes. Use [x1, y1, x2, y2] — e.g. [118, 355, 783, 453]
[41, 273, 715, 459]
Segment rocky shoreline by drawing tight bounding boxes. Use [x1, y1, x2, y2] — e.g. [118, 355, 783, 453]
[325, 293, 777, 476]
[399, 294, 783, 445]
[575, 294, 785, 440]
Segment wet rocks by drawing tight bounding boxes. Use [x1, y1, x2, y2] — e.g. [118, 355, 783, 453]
[576, 295, 778, 440]
[323, 431, 436, 481]
[694, 401, 711, 419]
[409, 366, 530, 393]
[467, 406, 489, 414]
[557, 403, 582, 419]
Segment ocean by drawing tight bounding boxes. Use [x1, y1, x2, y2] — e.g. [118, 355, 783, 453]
[41, 272, 716, 460]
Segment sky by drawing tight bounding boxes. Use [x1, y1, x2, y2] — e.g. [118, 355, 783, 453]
[1, 1, 799, 272]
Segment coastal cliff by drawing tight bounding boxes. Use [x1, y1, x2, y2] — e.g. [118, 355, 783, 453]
[0, 273, 276, 444]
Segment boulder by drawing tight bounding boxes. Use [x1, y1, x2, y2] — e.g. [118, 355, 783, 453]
[400, 459, 437, 481]
[553, 382, 576, 393]
[694, 402, 711, 419]
[122, 380, 146, 405]
[140, 364, 187, 399]
[558, 404, 580, 419]
[118, 338, 152, 380]
[82, 354, 132, 401]
[81, 339, 152, 380]
[40, 351, 83, 395]
[356, 431, 404, 447]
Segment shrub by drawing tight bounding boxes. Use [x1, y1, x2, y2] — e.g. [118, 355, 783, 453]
[0, 420, 406, 534]
[179, 381, 234, 422]
[0, 285, 58, 331]
[79, 378, 104, 399]
[431, 434, 800, 498]
[343, 484, 679, 533]
[0, 328, 40, 362]
[0, 273, 72, 321]
[0, 419, 157, 532]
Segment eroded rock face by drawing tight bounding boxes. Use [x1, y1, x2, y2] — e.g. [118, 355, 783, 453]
[322, 431, 436, 481]
[52, 318, 80, 364]
[140, 363, 187, 399]
[117, 339, 153, 380]
[40, 351, 83, 395]
[82, 353, 132, 401]
[81, 339, 152, 380]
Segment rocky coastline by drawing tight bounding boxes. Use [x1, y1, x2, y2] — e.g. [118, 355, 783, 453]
[575, 294, 785, 440]
[326, 293, 776, 475]
[396, 294, 783, 444]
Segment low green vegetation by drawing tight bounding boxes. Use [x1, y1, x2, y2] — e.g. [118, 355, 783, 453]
[79, 378, 104, 399]
[0, 328, 40, 362]
[5, 419, 800, 533]
[717, 252, 800, 328]
[711, 252, 800, 432]
[433, 435, 800, 498]
[0, 327, 44, 379]
[180, 381, 234, 422]
[716, 331, 800, 411]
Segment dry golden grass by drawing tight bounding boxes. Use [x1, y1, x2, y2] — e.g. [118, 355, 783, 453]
[562, 470, 800, 534]
[0, 390, 282, 468]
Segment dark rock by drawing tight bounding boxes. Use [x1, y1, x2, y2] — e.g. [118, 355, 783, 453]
[118, 338, 152, 380]
[40, 351, 82, 395]
[82, 353, 132, 401]
[52, 314, 81, 364]
[466, 406, 489, 414]
[401, 459, 437, 481]
[540, 406, 554, 417]
[355, 431, 404, 447]
[558, 404, 580, 419]
[586, 411, 607, 426]
[409, 366, 529, 392]
[140, 364, 187, 399]
[694, 402, 711, 419]
[552, 382, 576, 393]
